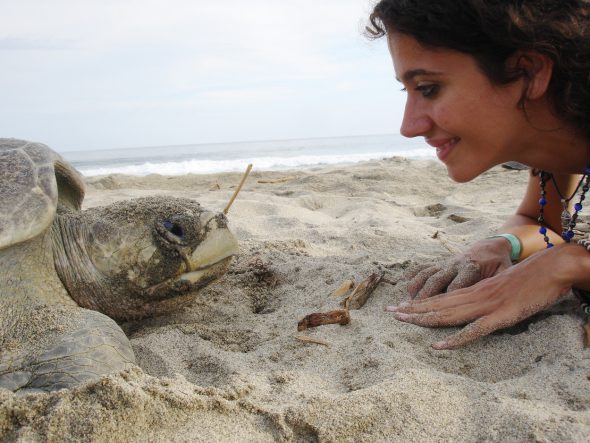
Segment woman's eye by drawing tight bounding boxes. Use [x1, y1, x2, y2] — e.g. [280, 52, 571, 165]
[415, 84, 439, 98]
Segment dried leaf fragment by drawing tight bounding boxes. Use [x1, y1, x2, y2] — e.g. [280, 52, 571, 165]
[331, 279, 355, 298]
[297, 309, 350, 331]
[342, 271, 384, 310]
[294, 335, 330, 347]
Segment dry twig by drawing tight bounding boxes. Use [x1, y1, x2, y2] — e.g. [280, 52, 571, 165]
[294, 335, 331, 347]
[432, 231, 463, 255]
[223, 163, 253, 214]
[330, 279, 355, 298]
[342, 271, 384, 310]
[297, 309, 350, 331]
[257, 176, 295, 184]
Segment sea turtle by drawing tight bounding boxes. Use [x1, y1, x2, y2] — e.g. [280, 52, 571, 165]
[0, 139, 239, 393]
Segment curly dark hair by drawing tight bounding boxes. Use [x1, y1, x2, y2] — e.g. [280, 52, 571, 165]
[367, 0, 590, 140]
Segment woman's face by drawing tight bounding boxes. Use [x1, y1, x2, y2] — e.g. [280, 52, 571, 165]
[388, 32, 527, 182]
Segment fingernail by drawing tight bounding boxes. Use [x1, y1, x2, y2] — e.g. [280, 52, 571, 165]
[432, 341, 448, 350]
[394, 313, 411, 321]
[385, 306, 398, 312]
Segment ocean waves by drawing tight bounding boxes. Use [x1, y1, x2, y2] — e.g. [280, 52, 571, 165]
[78, 148, 434, 176]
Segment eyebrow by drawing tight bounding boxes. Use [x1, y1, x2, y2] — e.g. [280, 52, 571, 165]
[397, 69, 444, 83]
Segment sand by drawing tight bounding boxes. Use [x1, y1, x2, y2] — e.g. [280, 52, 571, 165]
[1, 157, 590, 442]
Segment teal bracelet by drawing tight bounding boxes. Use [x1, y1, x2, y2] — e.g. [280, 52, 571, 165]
[487, 233, 522, 262]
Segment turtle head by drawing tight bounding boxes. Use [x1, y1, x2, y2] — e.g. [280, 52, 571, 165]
[53, 197, 238, 321]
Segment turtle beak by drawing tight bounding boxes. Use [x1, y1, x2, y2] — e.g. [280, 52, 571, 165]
[178, 212, 238, 282]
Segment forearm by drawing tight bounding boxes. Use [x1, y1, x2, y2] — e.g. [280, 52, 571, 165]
[557, 242, 590, 291]
[498, 214, 564, 260]
[491, 172, 583, 261]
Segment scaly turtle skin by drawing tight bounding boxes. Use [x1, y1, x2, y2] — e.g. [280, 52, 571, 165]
[0, 139, 239, 393]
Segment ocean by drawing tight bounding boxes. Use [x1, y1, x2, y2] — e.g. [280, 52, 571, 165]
[59, 133, 434, 177]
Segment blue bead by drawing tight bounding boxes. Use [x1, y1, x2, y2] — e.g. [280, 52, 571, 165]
[539, 226, 547, 235]
[575, 203, 583, 211]
[585, 167, 590, 174]
[539, 198, 547, 206]
[565, 230, 575, 240]
[547, 243, 554, 248]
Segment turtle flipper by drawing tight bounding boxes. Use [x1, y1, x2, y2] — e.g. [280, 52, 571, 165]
[0, 305, 135, 393]
[0, 139, 84, 250]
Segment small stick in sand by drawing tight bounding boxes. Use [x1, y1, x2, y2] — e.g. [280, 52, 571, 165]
[432, 231, 463, 255]
[257, 176, 294, 184]
[223, 164, 253, 215]
[584, 323, 590, 348]
[330, 279, 355, 298]
[294, 335, 331, 347]
[297, 309, 351, 331]
[342, 271, 384, 310]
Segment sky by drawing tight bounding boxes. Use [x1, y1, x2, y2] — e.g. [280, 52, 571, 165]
[0, 0, 406, 152]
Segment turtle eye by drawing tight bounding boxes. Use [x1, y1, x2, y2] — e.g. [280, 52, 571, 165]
[163, 220, 184, 239]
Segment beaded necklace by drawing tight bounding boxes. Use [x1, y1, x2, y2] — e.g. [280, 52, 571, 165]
[538, 168, 590, 317]
[538, 168, 590, 247]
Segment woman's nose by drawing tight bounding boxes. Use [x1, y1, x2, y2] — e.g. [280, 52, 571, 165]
[400, 101, 432, 138]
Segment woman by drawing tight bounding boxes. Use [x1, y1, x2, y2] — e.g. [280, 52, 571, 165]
[368, 0, 590, 349]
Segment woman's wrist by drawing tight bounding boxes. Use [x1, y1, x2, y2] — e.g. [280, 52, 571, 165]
[487, 233, 521, 262]
[550, 242, 590, 289]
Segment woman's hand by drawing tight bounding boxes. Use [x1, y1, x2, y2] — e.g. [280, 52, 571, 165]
[388, 246, 574, 349]
[407, 237, 514, 299]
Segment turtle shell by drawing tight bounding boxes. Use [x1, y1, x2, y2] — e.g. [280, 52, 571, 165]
[0, 139, 85, 250]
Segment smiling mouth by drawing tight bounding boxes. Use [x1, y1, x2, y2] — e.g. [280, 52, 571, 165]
[434, 137, 460, 160]
[437, 137, 460, 151]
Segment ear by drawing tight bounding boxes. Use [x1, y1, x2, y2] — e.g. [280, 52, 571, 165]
[510, 51, 554, 100]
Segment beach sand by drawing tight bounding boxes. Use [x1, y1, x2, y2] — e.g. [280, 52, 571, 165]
[1, 157, 589, 442]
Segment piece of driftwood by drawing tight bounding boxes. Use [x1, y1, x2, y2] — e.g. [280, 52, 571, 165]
[342, 271, 384, 310]
[294, 335, 330, 347]
[209, 183, 221, 191]
[330, 279, 355, 298]
[297, 309, 351, 331]
[257, 176, 294, 184]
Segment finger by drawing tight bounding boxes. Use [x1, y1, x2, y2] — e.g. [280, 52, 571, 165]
[387, 285, 475, 312]
[414, 266, 459, 300]
[401, 283, 477, 307]
[431, 316, 498, 349]
[403, 262, 432, 281]
[407, 266, 441, 298]
[390, 295, 480, 314]
[446, 260, 481, 292]
[393, 305, 484, 327]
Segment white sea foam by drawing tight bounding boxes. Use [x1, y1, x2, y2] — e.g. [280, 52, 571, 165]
[79, 148, 434, 176]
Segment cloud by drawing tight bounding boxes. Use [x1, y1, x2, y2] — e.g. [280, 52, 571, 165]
[0, 0, 401, 150]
